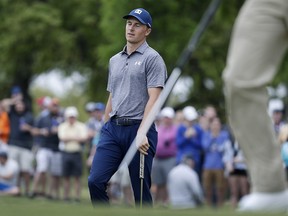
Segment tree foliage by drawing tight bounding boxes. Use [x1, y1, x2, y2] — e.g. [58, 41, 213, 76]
[0, 0, 287, 114]
[0, 0, 101, 99]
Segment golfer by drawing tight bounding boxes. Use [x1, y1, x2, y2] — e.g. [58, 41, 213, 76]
[88, 8, 167, 206]
[223, 0, 288, 212]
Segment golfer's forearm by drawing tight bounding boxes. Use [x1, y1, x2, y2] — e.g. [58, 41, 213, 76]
[138, 87, 162, 134]
[104, 94, 112, 122]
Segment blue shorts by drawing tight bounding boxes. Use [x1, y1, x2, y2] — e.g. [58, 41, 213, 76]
[0, 182, 14, 191]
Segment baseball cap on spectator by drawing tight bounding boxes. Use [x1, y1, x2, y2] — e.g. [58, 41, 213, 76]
[37, 96, 52, 107]
[181, 153, 195, 167]
[0, 149, 8, 158]
[123, 8, 152, 28]
[94, 102, 105, 111]
[85, 102, 96, 112]
[43, 96, 52, 107]
[181, 153, 194, 162]
[183, 106, 198, 121]
[0, 144, 8, 158]
[11, 86, 22, 95]
[64, 106, 78, 118]
[36, 96, 45, 106]
[160, 107, 175, 119]
[268, 98, 284, 116]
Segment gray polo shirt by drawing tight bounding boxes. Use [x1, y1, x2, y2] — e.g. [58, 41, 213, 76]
[107, 41, 167, 119]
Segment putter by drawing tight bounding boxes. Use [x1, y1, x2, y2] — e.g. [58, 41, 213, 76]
[139, 153, 145, 209]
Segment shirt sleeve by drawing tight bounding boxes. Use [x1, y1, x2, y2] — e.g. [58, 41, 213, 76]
[146, 54, 167, 88]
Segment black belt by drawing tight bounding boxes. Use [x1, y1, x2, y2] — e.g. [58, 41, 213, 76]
[111, 116, 142, 126]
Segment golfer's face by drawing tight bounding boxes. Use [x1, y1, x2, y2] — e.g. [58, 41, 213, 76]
[125, 18, 150, 44]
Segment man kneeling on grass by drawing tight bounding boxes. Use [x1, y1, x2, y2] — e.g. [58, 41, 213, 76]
[0, 145, 19, 196]
[167, 154, 204, 209]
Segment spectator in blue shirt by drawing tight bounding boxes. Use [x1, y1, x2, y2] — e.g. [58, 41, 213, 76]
[30, 98, 64, 200]
[8, 100, 34, 196]
[176, 106, 203, 179]
[202, 117, 230, 207]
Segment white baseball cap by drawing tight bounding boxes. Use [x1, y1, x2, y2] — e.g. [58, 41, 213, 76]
[65, 106, 78, 118]
[183, 106, 198, 121]
[160, 107, 175, 119]
[43, 96, 52, 107]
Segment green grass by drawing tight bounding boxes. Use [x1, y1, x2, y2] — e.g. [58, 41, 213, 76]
[0, 172, 286, 216]
[0, 194, 287, 216]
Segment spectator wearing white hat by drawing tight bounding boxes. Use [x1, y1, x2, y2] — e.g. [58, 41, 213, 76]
[268, 98, 286, 137]
[151, 107, 178, 206]
[58, 106, 88, 202]
[176, 106, 204, 179]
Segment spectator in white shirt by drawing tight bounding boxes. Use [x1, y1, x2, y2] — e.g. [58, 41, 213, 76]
[58, 106, 88, 202]
[0, 145, 19, 196]
[167, 154, 204, 209]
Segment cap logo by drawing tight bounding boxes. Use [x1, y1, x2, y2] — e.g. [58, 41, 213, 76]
[134, 9, 142, 15]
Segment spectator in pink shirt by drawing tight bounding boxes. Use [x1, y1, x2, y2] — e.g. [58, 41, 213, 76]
[151, 107, 178, 206]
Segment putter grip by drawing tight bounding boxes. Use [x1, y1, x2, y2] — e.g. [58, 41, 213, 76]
[139, 153, 145, 179]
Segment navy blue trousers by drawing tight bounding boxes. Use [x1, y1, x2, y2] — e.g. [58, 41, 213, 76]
[88, 120, 157, 206]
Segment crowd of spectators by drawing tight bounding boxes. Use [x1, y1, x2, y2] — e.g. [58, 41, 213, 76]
[0, 85, 287, 210]
[151, 100, 287, 209]
[0, 86, 105, 202]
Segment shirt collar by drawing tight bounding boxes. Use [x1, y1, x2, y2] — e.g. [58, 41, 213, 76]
[121, 41, 149, 55]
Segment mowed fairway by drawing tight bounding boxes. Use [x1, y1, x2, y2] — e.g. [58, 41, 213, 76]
[0, 195, 286, 216]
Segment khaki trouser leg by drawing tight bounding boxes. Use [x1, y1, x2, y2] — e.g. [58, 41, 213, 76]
[223, 0, 288, 193]
[225, 85, 286, 193]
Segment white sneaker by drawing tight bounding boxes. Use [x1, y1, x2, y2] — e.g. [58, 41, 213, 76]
[237, 189, 288, 212]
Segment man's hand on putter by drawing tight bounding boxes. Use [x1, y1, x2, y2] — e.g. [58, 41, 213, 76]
[136, 133, 150, 155]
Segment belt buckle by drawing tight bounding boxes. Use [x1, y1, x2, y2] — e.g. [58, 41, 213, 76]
[115, 118, 128, 126]
[115, 118, 121, 125]
[114, 117, 135, 126]
[123, 118, 130, 126]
